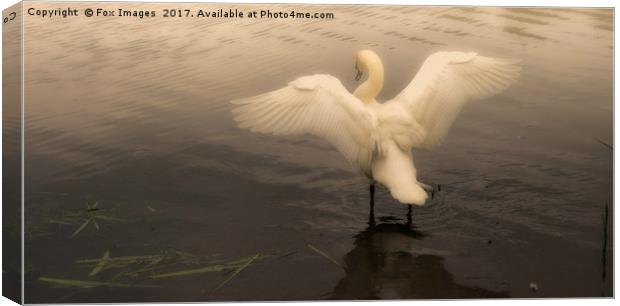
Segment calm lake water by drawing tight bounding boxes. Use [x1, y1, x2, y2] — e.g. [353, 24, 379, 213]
[14, 3, 613, 302]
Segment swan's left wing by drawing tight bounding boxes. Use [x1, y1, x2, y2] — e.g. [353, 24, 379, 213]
[231, 74, 377, 171]
[388, 51, 521, 149]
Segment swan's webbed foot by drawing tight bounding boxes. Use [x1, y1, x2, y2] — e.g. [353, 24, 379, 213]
[419, 182, 441, 199]
[418, 182, 433, 192]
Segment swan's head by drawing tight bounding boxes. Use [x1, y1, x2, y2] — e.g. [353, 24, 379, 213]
[355, 50, 383, 82]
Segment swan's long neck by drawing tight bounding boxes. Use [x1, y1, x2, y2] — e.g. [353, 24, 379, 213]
[354, 58, 384, 104]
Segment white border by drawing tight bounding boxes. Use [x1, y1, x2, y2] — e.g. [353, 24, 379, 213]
[0, 0, 616, 306]
[5, 0, 617, 6]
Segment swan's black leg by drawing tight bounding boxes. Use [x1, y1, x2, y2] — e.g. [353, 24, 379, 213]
[368, 184, 376, 227]
[406, 205, 412, 226]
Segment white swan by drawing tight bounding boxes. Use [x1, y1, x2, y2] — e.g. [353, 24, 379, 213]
[231, 50, 520, 208]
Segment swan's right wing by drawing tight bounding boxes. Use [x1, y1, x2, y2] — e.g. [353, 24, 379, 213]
[231, 74, 377, 170]
[390, 51, 521, 150]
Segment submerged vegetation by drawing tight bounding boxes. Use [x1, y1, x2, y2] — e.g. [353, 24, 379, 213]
[28, 195, 127, 239]
[40, 249, 266, 292]
[38, 277, 159, 289]
[34, 196, 271, 293]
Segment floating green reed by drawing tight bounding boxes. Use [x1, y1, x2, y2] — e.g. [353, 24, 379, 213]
[150, 264, 235, 279]
[71, 218, 91, 238]
[213, 253, 261, 291]
[77, 250, 266, 283]
[595, 138, 613, 150]
[38, 277, 159, 289]
[88, 250, 110, 276]
[44, 196, 126, 238]
[307, 244, 342, 268]
[150, 253, 264, 279]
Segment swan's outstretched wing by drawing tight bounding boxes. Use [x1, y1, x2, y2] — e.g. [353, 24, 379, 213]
[389, 51, 521, 149]
[231, 74, 377, 172]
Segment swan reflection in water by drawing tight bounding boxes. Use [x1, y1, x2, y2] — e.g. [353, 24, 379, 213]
[331, 219, 508, 299]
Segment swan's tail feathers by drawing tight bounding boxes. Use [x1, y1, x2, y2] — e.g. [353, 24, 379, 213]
[389, 184, 428, 206]
[371, 141, 429, 206]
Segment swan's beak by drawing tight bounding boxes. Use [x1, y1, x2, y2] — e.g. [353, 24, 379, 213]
[355, 68, 363, 82]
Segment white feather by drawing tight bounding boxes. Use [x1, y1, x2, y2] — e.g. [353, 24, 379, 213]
[232, 74, 378, 176]
[230, 51, 520, 205]
[389, 51, 521, 149]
